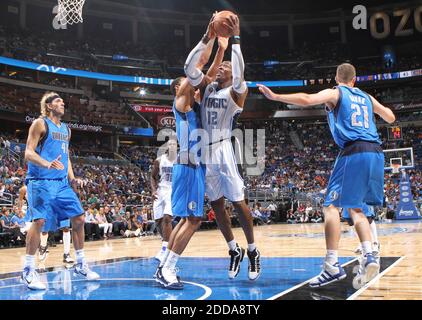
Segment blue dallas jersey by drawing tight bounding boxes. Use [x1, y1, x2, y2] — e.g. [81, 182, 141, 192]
[27, 117, 70, 180]
[327, 85, 381, 149]
[172, 100, 202, 163]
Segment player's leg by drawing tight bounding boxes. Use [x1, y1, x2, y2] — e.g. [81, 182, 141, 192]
[309, 204, 346, 288]
[22, 180, 52, 290]
[61, 222, 74, 264]
[232, 200, 261, 280]
[368, 217, 380, 255]
[39, 232, 49, 261]
[56, 180, 99, 280]
[161, 216, 201, 290]
[309, 154, 347, 288]
[155, 214, 172, 262]
[349, 208, 380, 288]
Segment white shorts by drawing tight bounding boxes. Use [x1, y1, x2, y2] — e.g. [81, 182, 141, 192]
[205, 139, 245, 202]
[153, 188, 173, 220]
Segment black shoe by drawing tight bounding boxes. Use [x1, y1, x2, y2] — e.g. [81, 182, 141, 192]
[39, 245, 48, 261]
[247, 248, 261, 281]
[63, 253, 75, 264]
[228, 244, 245, 279]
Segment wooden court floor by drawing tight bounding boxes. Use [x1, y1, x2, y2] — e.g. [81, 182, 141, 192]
[1, 221, 421, 300]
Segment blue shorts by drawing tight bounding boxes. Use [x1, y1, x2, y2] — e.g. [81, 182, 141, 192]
[26, 178, 83, 232]
[171, 164, 205, 217]
[324, 141, 384, 213]
[343, 204, 375, 222]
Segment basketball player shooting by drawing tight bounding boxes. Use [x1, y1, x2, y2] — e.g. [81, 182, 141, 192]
[22, 92, 99, 290]
[184, 12, 261, 281]
[155, 18, 229, 290]
[258, 63, 395, 288]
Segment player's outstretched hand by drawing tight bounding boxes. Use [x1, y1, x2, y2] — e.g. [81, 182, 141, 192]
[225, 14, 240, 36]
[257, 84, 277, 101]
[205, 11, 217, 39]
[48, 155, 64, 170]
[218, 37, 229, 51]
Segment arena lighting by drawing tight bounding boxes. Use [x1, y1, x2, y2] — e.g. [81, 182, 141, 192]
[139, 88, 146, 96]
[8, 71, 17, 76]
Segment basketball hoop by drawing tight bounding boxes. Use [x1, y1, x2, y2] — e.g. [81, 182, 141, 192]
[391, 163, 401, 174]
[57, 0, 86, 25]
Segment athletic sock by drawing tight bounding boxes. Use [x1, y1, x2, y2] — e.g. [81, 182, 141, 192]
[370, 221, 379, 244]
[247, 243, 256, 252]
[163, 251, 180, 270]
[361, 241, 372, 256]
[75, 249, 86, 265]
[227, 240, 237, 251]
[24, 255, 36, 272]
[40, 233, 48, 247]
[63, 231, 71, 255]
[325, 250, 338, 265]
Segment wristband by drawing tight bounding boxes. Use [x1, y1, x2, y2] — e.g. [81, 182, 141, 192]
[231, 35, 241, 45]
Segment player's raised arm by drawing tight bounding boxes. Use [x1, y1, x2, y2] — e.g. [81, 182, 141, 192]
[184, 13, 216, 89]
[25, 119, 64, 170]
[205, 37, 228, 79]
[370, 95, 396, 124]
[258, 85, 339, 109]
[229, 15, 248, 107]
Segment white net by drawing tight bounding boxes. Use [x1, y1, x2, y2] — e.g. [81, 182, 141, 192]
[57, 0, 86, 25]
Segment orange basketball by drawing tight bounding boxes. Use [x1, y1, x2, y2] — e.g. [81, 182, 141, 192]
[212, 10, 237, 38]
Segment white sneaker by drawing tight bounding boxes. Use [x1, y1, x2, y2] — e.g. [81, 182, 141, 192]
[21, 268, 47, 290]
[372, 242, 381, 257]
[74, 263, 100, 281]
[352, 253, 380, 289]
[161, 266, 183, 290]
[354, 245, 362, 255]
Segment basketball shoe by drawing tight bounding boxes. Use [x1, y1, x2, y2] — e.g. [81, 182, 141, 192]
[21, 267, 46, 290]
[63, 253, 75, 264]
[73, 263, 100, 281]
[309, 261, 346, 288]
[160, 266, 183, 290]
[247, 248, 261, 280]
[228, 244, 245, 279]
[38, 245, 48, 262]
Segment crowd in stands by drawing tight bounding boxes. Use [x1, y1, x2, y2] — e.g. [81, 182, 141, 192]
[0, 84, 143, 128]
[1, 24, 421, 81]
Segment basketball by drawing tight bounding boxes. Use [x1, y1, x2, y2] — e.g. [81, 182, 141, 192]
[212, 10, 237, 38]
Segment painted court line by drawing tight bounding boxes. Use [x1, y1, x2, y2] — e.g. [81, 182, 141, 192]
[267, 257, 359, 300]
[347, 256, 406, 300]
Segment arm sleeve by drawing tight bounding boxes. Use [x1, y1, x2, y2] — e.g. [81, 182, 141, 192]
[231, 44, 247, 94]
[184, 40, 207, 87]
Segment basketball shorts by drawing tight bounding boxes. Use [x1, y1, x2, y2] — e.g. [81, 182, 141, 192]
[153, 187, 173, 220]
[171, 163, 205, 217]
[324, 141, 384, 214]
[205, 139, 245, 202]
[26, 178, 83, 232]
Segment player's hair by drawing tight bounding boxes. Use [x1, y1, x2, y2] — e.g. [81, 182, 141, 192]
[40, 92, 60, 117]
[336, 63, 356, 83]
[170, 77, 184, 96]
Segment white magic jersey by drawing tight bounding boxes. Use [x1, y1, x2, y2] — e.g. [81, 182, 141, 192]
[158, 154, 175, 189]
[201, 82, 242, 144]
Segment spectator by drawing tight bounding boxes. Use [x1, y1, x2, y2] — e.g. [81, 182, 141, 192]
[95, 207, 113, 239]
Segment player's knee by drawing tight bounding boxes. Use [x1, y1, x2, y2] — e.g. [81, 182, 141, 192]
[163, 215, 172, 225]
[62, 227, 69, 232]
[72, 215, 85, 227]
[187, 217, 201, 228]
